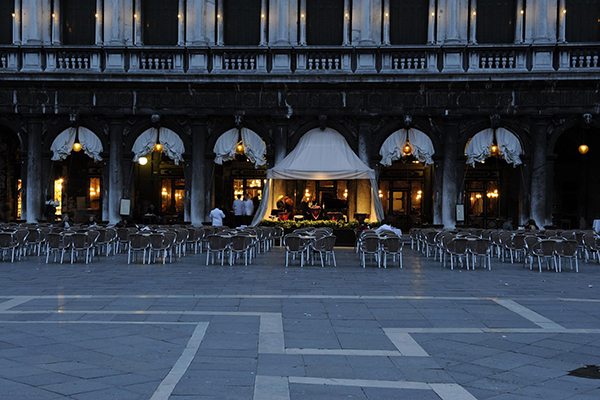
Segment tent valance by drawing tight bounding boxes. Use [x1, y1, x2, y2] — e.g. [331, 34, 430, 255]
[50, 127, 103, 162]
[379, 128, 435, 167]
[132, 128, 185, 165]
[213, 128, 266, 168]
[465, 128, 523, 167]
[252, 128, 385, 226]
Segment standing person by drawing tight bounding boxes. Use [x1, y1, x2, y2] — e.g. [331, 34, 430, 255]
[210, 205, 226, 227]
[44, 195, 59, 224]
[243, 194, 254, 225]
[233, 194, 244, 227]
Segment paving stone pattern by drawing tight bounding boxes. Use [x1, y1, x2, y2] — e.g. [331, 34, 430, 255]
[0, 246, 599, 399]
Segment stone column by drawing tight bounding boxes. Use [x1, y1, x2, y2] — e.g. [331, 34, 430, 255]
[26, 119, 43, 223]
[437, 0, 469, 44]
[357, 122, 374, 219]
[441, 121, 458, 229]
[96, 0, 104, 45]
[190, 119, 207, 226]
[546, 157, 555, 226]
[108, 120, 124, 224]
[514, 0, 524, 44]
[528, 0, 556, 43]
[21, 0, 51, 45]
[178, 0, 185, 45]
[357, 122, 372, 167]
[530, 120, 548, 229]
[51, 0, 60, 45]
[13, 0, 22, 45]
[433, 157, 443, 225]
[519, 156, 531, 225]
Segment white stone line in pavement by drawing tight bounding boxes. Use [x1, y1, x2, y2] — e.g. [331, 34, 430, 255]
[0, 320, 198, 325]
[285, 377, 478, 399]
[0, 296, 35, 311]
[253, 376, 290, 400]
[150, 322, 209, 400]
[430, 383, 479, 400]
[286, 349, 403, 357]
[259, 313, 285, 354]
[288, 376, 429, 390]
[383, 330, 430, 356]
[386, 327, 600, 334]
[494, 299, 565, 330]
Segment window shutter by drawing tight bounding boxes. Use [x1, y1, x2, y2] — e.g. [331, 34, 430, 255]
[62, 0, 95, 45]
[306, 0, 344, 45]
[224, 0, 261, 45]
[390, 0, 428, 45]
[142, 0, 178, 45]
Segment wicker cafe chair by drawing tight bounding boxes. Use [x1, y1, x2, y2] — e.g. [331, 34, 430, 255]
[128, 234, 151, 264]
[149, 232, 176, 264]
[283, 234, 307, 268]
[468, 239, 492, 270]
[445, 238, 469, 270]
[530, 240, 558, 273]
[380, 237, 403, 269]
[206, 235, 229, 266]
[0, 232, 18, 262]
[359, 236, 381, 268]
[229, 235, 253, 266]
[45, 233, 70, 264]
[69, 233, 94, 264]
[310, 235, 337, 267]
[554, 240, 579, 273]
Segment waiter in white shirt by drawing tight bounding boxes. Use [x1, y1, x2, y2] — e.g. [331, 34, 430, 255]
[210, 205, 226, 227]
[243, 194, 254, 225]
[233, 195, 244, 227]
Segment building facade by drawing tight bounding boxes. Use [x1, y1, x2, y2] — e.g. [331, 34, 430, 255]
[1, 0, 600, 229]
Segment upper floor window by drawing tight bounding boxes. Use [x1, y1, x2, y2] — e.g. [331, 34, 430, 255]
[306, 0, 344, 45]
[0, 2, 12, 44]
[389, 0, 428, 44]
[224, 0, 261, 45]
[476, 0, 517, 44]
[566, 0, 600, 42]
[142, 0, 178, 45]
[62, 0, 95, 45]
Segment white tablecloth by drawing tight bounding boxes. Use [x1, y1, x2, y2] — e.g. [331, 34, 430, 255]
[593, 219, 600, 233]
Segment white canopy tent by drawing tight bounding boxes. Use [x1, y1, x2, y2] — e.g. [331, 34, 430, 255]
[50, 127, 104, 162]
[132, 127, 185, 165]
[379, 128, 435, 167]
[465, 128, 523, 167]
[251, 128, 385, 226]
[213, 128, 267, 168]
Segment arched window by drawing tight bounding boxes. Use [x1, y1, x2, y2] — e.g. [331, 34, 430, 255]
[389, 0, 428, 45]
[0, 2, 12, 44]
[306, 0, 344, 45]
[61, 0, 95, 45]
[224, 0, 261, 45]
[142, 0, 178, 45]
[566, 0, 600, 42]
[476, 0, 517, 44]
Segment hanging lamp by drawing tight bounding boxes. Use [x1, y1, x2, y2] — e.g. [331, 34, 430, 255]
[72, 126, 82, 152]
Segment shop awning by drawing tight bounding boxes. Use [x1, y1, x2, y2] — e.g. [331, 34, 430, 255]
[132, 127, 185, 165]
[379, 128, 435, 167]
[465, 128, 523, 167]
[252, 128, 385, 225]
[213, 128, 266, 168]
[50, 127, 103, 162]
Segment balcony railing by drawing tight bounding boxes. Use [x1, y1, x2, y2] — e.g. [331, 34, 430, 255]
[1, 44, 599, 76]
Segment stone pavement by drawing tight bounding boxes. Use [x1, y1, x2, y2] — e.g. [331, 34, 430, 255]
[0, 244, 600, 399]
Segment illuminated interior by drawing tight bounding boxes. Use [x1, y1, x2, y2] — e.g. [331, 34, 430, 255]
[54, 178, 64, 216]
[16, 179, 22, 219]
[89, 177, 101, 210]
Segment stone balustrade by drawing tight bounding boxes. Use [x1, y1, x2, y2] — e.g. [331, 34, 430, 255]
[0, 44, 599, 76]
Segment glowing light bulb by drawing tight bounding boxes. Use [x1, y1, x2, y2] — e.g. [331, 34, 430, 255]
[579, 144, 589, 154]
[138, 156, 148, 165]
[72, 142, 82, 152]
[154, 143, 163, 152]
